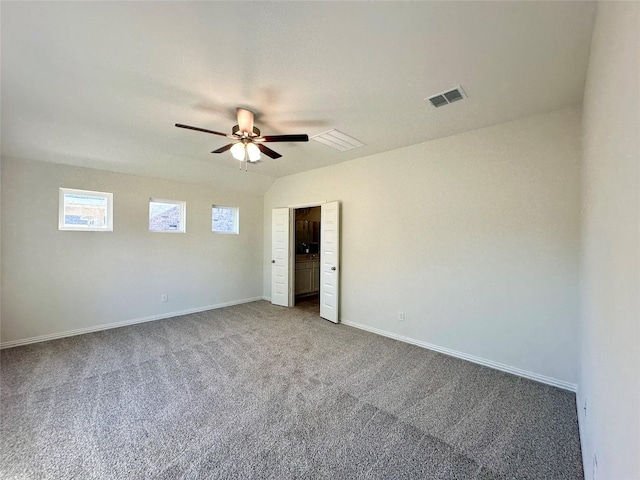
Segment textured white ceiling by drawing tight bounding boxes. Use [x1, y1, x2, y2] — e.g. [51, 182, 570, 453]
[1, 1, 596, 193]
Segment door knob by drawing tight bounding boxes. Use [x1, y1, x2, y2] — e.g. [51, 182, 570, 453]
[271, 260, 275, 263]
[331, 266, 336, 271]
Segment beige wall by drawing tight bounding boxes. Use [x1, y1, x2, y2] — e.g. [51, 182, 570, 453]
[1, 157, 264, 345]
[579, 2, 640, 479]
[264, 107, 582, 386]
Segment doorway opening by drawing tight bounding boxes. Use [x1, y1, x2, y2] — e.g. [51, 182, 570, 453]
[293, 206, 321, 313]
[271, 201, 339, 321]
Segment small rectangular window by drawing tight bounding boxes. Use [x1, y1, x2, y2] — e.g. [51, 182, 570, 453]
[59, 188, 113, 231]
[149, 198, 186, 233]
[212, 205, 239, 234]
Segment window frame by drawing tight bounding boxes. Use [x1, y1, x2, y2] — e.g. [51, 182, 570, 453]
[58, 188, 114, 232]
[212, 205, 239, 235]
[149, 198, 187, 233]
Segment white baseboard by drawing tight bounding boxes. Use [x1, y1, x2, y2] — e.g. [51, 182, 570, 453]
[0, 297, 264, 349]
[340, 319, 578, 392]
[575, 387, 590, 477]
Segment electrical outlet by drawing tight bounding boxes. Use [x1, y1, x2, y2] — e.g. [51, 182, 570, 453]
[583, 399, 588, 418]
[161, 293, 168, 303]
[398, 311, 405, 322]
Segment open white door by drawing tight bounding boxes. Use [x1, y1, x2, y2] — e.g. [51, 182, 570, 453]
[320, 201, 340, 323]
[271, 207, 290, 307]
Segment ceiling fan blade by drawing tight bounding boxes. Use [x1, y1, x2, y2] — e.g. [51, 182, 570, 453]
[258, 134, 309, 143]
[256, 143, 282, 159]
[211, 143, 235, 154]
[236, 108, 254, 134]
[175, 123, 230, 137]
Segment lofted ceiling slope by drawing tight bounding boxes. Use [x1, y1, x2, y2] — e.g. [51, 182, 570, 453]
[1, 1, 596, 194]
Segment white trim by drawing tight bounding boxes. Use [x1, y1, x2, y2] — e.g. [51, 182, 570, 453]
[0, 297, 264, 349]
[340, 319, 577, 392]
[149, 197, 186, 233]
[59, 188, 114, 232]
[289, 207, 295, 307]
[212, 205, 239, 234]
[575, 387, 590, 477]
[287, 201, 328, 209]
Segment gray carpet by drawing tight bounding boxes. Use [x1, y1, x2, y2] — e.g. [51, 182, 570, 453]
[1, 301, 583, 479]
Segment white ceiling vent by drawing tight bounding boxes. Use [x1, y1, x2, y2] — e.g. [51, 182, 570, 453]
[427, 86, 466, 108]
[311, 129, 365, 151]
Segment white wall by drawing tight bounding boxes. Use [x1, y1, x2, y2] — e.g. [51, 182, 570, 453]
[1, 157, 264, 345]
[264, 107, 582, 386]
[578, 2, 640, 479]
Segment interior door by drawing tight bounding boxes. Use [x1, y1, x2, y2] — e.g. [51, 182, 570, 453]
[271, 207, 290, 307]
[320, 201, 340, 323]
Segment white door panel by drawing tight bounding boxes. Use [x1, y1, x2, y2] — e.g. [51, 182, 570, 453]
[271, 208, 290, 307]
[320, 201, 340, 323]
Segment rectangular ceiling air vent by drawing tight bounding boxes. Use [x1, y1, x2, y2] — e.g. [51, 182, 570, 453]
[311, 129, 365, 151]
[427, 86, 466, 108]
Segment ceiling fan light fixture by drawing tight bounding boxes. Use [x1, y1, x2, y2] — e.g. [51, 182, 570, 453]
[246, 142, 261, 162]
[230, 142, 245, 161]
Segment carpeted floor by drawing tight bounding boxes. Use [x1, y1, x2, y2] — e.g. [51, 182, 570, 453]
[0, 301, 583, 479]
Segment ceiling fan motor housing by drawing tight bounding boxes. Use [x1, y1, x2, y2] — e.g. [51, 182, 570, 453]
[232, 125, 261, 137]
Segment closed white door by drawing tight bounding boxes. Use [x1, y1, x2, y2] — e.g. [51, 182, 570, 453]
[320, 201, 340, 323]
[271, 208, 290, 307]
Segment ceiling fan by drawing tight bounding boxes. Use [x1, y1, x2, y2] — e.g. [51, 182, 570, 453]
[176, 108, 309, 170]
